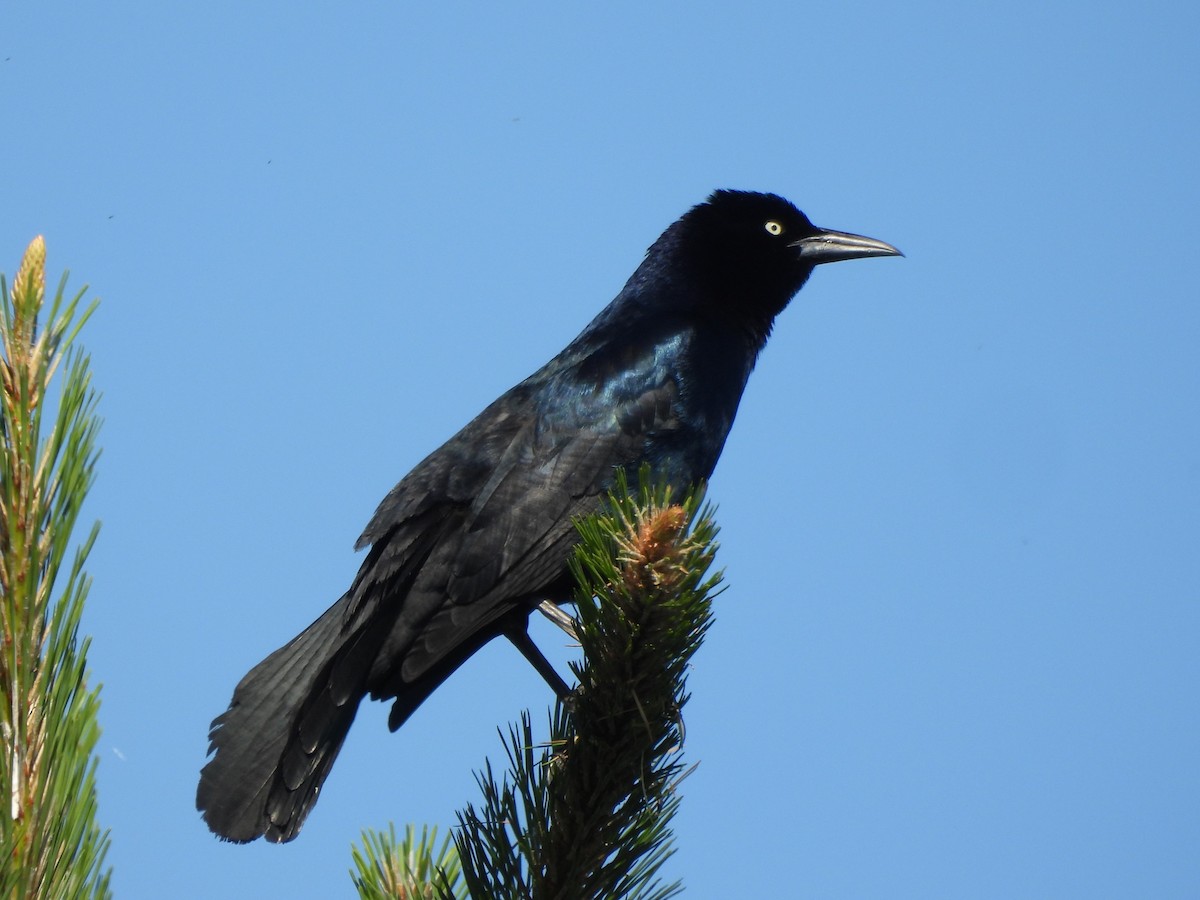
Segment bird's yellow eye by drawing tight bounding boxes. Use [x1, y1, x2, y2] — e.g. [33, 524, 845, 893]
[764, 220, 784, 236]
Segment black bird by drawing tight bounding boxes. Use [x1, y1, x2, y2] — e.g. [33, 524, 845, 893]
[197, 190, 900, 843]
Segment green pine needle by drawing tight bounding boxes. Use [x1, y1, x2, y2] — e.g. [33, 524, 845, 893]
[454, 467, 723, 900]
[351, 823, 465, 900]
[0, 238, 110, 899]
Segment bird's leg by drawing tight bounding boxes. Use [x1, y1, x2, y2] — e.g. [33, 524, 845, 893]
[536, 599, 578, 641]
[504, 617, 573, 701]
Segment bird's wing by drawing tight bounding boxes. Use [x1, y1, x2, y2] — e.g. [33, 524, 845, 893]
[359, 365, 683, 688]
[354, 390, 537, 551]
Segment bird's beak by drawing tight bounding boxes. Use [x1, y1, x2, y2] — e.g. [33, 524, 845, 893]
[791, 228, 903, 265]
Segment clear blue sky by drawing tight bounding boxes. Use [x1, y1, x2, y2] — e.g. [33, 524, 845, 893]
[4, 3, 1198, 897]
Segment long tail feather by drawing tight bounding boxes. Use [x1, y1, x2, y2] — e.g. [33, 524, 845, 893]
[197, 594, 376, 843]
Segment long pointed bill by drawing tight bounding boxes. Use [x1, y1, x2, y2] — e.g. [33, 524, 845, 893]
[791, 228, 903, 265]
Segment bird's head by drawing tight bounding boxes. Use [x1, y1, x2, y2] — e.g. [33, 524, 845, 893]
[663, 190, 901, 341]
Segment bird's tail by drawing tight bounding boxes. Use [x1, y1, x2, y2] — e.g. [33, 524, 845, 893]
[196, 592, 382, 843]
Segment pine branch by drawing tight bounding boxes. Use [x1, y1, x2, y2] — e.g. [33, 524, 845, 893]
[351, 823, 465, 900]
[454, 468, 722, 900]
[0, 238, 110, 899]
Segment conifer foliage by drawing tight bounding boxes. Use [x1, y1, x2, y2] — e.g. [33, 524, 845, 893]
[454, 469, 721, 900]
[0, 238, 110, 898]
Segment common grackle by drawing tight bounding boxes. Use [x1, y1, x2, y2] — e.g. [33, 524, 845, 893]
[197, 190, 901, 842]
